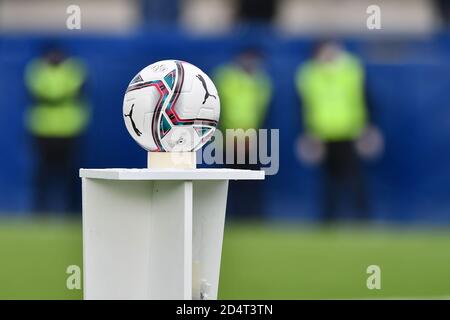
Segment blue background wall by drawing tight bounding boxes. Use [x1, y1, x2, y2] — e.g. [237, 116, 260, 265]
[1, 30, 450, 222]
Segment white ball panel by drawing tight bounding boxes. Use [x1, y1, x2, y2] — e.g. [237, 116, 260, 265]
[173, 92, 201, 119]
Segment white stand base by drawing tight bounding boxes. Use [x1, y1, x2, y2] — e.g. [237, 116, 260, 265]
[80, 168, 264, 300]
[147, 151, 196, 169]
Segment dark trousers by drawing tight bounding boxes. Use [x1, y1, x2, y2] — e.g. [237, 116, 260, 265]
[224, 138, 264, 219]
[34, 137, 80, 213]
[226, 163, 263, 219]
[321, 141, 369, 222]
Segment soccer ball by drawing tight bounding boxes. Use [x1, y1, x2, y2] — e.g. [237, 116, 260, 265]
[123, 60, 220, 152]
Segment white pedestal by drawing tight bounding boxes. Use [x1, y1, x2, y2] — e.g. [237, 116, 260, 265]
[79, 168, 265, 300]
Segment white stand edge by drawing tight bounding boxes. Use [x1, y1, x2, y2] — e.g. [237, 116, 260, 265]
[80, 168, 264, 300]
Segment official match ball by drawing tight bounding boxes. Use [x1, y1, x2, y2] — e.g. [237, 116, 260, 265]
[123, 60, 220, 152]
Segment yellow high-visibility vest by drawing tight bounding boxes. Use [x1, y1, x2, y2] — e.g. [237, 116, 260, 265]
[25, 58, 90, 137]
[214, 65, 272, 130]
[295, 54, 367, 141]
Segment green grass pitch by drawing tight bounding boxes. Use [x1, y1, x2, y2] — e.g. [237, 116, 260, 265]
[0, 218, 449, 299]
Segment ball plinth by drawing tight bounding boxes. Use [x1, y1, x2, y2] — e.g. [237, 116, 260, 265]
[147, 152, 197, 169]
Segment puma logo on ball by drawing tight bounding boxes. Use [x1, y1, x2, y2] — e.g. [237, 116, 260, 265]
[196, 74, 217, 104]
[124, 104, 142, 136]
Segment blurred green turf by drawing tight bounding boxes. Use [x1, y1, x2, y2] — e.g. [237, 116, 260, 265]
[0, 218, 449, 299]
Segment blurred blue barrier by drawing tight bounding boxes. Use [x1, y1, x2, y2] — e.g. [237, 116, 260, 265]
[1, 30, 450, 222]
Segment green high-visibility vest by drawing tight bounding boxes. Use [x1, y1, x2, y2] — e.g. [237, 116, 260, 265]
[295, 54, 367, 141]
[25, 58, 90, 138]
[214, 65, 272, 130]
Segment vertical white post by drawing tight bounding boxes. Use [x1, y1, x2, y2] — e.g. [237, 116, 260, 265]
[145, 151, 195, 299]
[82, 179, 154, 299]
[147, 180, 193, 299]
[82, 178, 194, 299]
[192, 180, 229, 300]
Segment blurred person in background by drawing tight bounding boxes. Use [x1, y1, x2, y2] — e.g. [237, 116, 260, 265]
[214, 47, 273, 218]
[25, 45, 90, 214]
[434, 0, 450, 26]
[295, 40, 383, 223]
[237, 0, 277, 22]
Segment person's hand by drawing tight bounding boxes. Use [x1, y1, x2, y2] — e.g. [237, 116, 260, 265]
[295, 134, 325, 165]
[355, 125, 384, 160]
